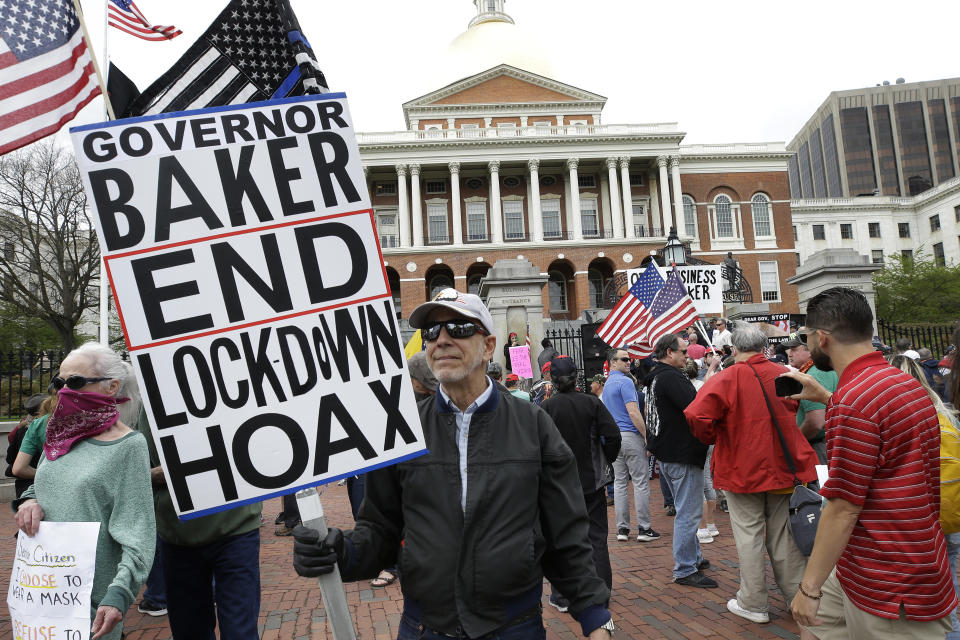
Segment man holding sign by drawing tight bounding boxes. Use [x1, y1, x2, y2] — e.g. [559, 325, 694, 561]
[293, 290, 615, 639]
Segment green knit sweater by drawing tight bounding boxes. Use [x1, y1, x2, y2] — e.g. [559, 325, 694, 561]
[22, 432, 155, 639]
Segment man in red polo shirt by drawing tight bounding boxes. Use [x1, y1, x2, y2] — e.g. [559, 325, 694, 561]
[784, 287, 956, 639]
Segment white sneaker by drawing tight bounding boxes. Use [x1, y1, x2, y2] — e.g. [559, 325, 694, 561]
[697, 529, 714, 543]
[707, 523, 720, 537]
[616, 528, 629, 541]
[726, 598, 769, 624]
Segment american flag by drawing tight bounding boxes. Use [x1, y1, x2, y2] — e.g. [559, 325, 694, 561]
[597, 263, 664, 348]
[127, 0, 327, 117]
[0, 0, 100, 156]
[108, 0, 182, 42]
[628, 265, 700, 359]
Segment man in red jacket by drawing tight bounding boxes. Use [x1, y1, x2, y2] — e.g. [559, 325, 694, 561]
[685, 322, 818, 629]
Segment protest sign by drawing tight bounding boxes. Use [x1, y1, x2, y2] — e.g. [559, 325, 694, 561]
[8, 522, 100, 640]
[509, 346, 533, 378]
[71, 94, 427, 519]
[627, 265, 723, 315]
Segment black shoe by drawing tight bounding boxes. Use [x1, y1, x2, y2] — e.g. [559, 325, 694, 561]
[674, 571, 718, 588]
[637, 528, 661, 542]
[137, 601, 168, 616]
[548, 595, 570, 613]
[697, 558, 710, 571]
[274, 512, 285, 525]
[665, 506, 676, 516]
[616, 528, 629, 541]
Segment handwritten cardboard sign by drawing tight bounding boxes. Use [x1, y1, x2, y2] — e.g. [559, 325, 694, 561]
[7, 522, 100, 640]
[71, 94, 427, 519]
[509, 346, 533, 378]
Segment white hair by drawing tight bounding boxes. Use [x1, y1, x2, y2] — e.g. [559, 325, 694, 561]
[730, 322, 768, 354]
[69, 342, 141, 425]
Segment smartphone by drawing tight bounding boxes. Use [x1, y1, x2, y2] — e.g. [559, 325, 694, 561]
[775, 376, 803, 397]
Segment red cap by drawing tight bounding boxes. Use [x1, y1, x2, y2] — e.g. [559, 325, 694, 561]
[541, 361, 551, 373]
[505, 373, 519, 382]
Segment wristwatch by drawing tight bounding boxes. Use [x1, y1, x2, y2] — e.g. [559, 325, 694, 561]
[600, 618, 615, 636]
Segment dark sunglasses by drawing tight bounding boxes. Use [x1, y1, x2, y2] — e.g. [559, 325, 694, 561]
[422, 320, 488, 342]
[616, 357, 631, 363]
[52, 375, 111, 390]
[798, 328, 831, 345]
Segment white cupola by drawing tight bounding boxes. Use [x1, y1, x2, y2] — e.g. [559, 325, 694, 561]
[469, 0, 514, 28]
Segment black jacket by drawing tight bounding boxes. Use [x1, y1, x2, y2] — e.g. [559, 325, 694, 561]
[542, 391, 621, 493]
[643, 361, 707, 467]
[340, 383, 610, 638]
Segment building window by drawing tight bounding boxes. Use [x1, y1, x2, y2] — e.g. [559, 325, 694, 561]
[840, 223, 853, 239]
[792, 225, 797, 241]
[715, 195, 734, 238]
[751, 193, 772, 237]
[376, 210, 398, 248]
[542, 200, 562, 239]
[934, 242, 946, 266]
[548, 271, 567, 312]
[503, 200, 525, 240]
[871, 250, 884, 264]
[496, 122, 517, 137]
[427, 204, 448, 244]
[466, 202, 488, 241]
[467, 274, 483, 295]
[581, 198, 599, 238]
[930, 214, 942, 232]
[460, 123, 480, 138]
[465, 177, 483, 189]
[502, 175, 521, 188]
[868, 222, 881, 238]
[796, 253, 801, 267]
[588, 269, 606, 308]
[578, 175, 596, 188]
[758, 261, 780, 302]
[425, 180, 446, 194]
[629, 174, 644, 186]
[540, 175, 557, 186]
[902, 249, 913, 262]
[375, 182, 396, 196]
[898, 222, 911, 238]
[682, 195, 696, 237]
[955, 205, 960, 223]
[633, 203, 649, 236]
[429, 274, 453, 299]
[813, 224, 825, 240]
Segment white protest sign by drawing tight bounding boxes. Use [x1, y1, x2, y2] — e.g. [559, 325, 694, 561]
[8, 522, 100, 640]
[626, 265, 723, 315]
[71, 94, 427, 519]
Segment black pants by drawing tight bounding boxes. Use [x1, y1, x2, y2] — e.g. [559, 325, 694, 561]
[584, 488, 612, 591]
[283, 492, 301, 529]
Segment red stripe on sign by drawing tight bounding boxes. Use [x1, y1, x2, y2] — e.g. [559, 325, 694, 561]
[0, 41, 91, 101]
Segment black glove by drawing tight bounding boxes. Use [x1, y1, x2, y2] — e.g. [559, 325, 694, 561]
[292, 525, 345, 577]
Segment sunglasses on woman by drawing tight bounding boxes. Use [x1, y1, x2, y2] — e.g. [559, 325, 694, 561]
[52, 375, 111, 390]
[422, 319, 489, 342]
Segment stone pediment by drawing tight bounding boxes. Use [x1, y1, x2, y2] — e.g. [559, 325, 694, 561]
[404, 64, 606, 109]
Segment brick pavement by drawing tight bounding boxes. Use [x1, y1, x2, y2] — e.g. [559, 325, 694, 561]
[0, 482, 806, 639]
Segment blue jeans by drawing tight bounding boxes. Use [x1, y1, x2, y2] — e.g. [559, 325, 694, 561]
[397, 611, 545, 640]
[142, 535, 166, 607]
[659, 461, 704, 579]
[947, 532, 960, 639]
[159, 530, 261, 640]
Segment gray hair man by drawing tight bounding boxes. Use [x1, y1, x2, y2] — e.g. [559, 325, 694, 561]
[292, 289, 615, 639]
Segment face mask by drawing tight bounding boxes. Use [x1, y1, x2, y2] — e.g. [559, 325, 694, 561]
[43, 388, 127, 460]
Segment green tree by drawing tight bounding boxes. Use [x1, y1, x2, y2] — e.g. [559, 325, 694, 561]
[873, 248, 960, 323]
[0, 302, 62, 354]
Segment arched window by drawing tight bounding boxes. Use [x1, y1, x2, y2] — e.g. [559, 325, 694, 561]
[467, 274, 483, 295]
[428, 274, 453, 299]
[386, 268, 401, 317]
[682, 195, 696, 237]
[588, 269, 605, 308]
[751, 193, 772, 237]
[548, 271, 567, 312]
[715, 195, 733, 238]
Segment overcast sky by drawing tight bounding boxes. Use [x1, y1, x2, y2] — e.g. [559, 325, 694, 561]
[73, 0, 960, 145]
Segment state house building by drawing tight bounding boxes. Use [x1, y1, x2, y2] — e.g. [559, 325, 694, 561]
[358, 0, 799, 323]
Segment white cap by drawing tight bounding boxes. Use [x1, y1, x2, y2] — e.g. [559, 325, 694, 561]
[409, 288, 495, 335]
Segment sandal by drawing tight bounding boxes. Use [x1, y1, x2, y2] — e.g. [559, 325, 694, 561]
[370, 570, 397, 588]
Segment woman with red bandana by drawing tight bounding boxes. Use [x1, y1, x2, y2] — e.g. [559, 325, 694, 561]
[14, 342, 154, 640]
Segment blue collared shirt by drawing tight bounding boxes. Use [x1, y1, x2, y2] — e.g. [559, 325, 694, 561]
[602, 369, 641, 433]
[437, 377, 495, 512]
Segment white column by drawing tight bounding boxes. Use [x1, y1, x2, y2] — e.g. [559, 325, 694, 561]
[528, 159, 542, 242]
[619, 157, 634, 239]
[670, 155, 684, 235]
[449, 162, 463, 246]
[488, 160, 503, 243]
[567, 158, 582, 240]
[410, 163, 423, 246]
[657, 156, 672, 234]
[446, 117, 456, 129]
[395, 164, 410, 248]
[606, 157, 623, 238]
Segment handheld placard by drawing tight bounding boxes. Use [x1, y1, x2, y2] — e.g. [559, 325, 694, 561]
[296, 487, 357, 640]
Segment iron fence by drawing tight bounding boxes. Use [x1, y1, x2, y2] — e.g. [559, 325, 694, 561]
[0, 349, 64, 419]
[876, 320, 956, 357]
[543, 327, 587, 389]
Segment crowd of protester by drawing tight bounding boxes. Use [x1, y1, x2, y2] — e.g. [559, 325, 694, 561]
[7, 285, 960, 639]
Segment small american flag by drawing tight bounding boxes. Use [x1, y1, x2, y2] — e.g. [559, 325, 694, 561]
[628, 265, 700, 359]
[0, 0, 100, 156]
[597, 263, 664, 348]
[525, 322, 531, 348]
[108, 0, 182, 42]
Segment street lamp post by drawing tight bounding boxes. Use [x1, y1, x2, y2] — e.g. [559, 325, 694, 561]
[662, 226, 686, 266]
